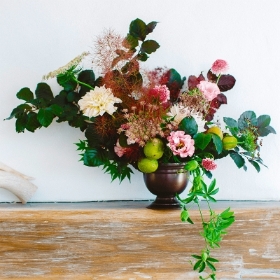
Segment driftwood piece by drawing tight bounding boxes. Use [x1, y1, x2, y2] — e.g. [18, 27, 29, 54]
[0, 162, 37, 204]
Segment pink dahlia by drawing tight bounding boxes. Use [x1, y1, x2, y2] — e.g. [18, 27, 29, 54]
[148, 85, 170, 103]
[202, 158, 217, 171]
[167, 131, 195, 158]
[197, 80, 220, 101]
[211, 59, 229, 75]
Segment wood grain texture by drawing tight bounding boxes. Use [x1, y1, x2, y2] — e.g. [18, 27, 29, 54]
[0, 201, 279, 279]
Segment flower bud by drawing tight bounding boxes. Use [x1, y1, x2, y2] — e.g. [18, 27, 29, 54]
[185, 160, 199, 171]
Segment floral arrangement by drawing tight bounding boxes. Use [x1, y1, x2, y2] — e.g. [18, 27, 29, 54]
[7, 18, 275, 279]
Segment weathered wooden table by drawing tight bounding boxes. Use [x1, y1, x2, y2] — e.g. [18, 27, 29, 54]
[0, 201, 279, 279]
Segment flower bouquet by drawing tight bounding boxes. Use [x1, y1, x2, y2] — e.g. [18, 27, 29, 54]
[7, 18, 275, 279]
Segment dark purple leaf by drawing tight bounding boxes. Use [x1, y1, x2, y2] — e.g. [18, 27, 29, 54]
[207, 69, 218, 82]
[216, 93, 227, 104]
[188, 74, 205, 90]
[218, 74, 236, 92]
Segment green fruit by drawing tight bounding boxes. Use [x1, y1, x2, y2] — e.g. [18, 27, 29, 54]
[185, 160, 199, 171]
[143, 138, 164, 159]
[207, 126, 223, 140]
[138, 158, 159, 173]
[222, 135, 238, 150]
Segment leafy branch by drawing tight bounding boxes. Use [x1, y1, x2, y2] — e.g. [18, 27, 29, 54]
[177, 172, 235, 279]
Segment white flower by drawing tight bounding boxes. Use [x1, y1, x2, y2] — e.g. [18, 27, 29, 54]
[167, 104, 191, 124]
[78, 86, 122, 118]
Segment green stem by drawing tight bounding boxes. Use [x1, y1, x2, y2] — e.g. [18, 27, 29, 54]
[73, 77, 94, 90]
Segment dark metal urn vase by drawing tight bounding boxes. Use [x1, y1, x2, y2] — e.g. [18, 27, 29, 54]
[143, 163, 189, 209]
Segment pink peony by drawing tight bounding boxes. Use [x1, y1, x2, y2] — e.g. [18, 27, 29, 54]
[197, 80, 220, 101]
[211, 59, 229, 75]
[202, 158, 217, 171]
[167, 131, 195, 158]
[148, 85, 170, 103]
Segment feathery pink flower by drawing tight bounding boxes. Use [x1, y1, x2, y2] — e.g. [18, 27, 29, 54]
[211, 59, 229, 75]
[202, 158, 217, 171]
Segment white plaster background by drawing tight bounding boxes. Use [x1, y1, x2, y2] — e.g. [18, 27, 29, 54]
[0, 0, 279, 202]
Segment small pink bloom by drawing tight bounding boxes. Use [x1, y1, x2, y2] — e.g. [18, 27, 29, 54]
[197, 81, 220, 101]
[148, 85, 170, 103]
[211, 59, 229, 75]
[114, 140, 127, 157]
[167, 131, 195, 158]
[121, 123, 130, 130]
[202, 158, 217, 171]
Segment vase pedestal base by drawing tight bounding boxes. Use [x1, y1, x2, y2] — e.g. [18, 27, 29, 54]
[147, 196, 181, 209]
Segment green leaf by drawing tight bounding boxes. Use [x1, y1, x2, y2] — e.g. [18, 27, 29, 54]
[50, 104, 63, 116]
[192, 255, 202, 260]
[83, 149, 103, 167]
[209, 188, 219, 196]
[16, 87, 34, 101]
[25, 112, 41, 132]
[257, 115, 270, 128]
[37, 108, 55, 127]
[125, 34, 139, 49]
[78, 70, 95, 95]
[193, 260, 202, 271]
[229, 151, 245, 168]
[180, 209, 189, 222]
[57, 73, 77, 91]
[207, 257, 219, 263]
[129, 18, 147, 41]
[220, 207, 234, 219]
[206, 260, 216, 271]
[194, 133, 212, 150]
[258, 125, 276, 136]
[199, 261, 206, 273]
[187, 216, 194, 224]
[35, 83, 54, 101]
[137, 52, 149, 61]
[208, 179, 216, 193]
[223, 117, 238, 130]
[146, 21, 158, 34]
[248, 160, 261, 172]
[15, 113, 28, 132]
[6, 104, 32, 120]
[140, 40, 160, 54]
[179, 116, 198, 136]
[211, 134, 223, 154]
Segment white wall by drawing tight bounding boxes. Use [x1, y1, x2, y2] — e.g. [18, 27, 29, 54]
[0, 0, 279, 202]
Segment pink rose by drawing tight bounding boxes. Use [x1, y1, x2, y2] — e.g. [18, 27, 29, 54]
[197, 81, 220, 101]
[167, 131, 195, 158]
[202, 158, 217, 171]
[211, 59, 229, 75]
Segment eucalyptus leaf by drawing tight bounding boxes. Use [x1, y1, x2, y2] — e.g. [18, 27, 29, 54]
[238, 111, 257, 130]
[229, 151, 245, 168]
